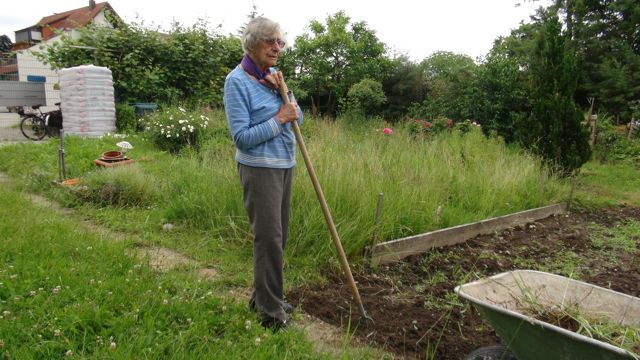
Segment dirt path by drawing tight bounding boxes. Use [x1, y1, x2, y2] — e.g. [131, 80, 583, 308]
[289, 206, 640, 359]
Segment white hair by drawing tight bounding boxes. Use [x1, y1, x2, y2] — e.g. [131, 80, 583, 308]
[242, 17, 283, 54]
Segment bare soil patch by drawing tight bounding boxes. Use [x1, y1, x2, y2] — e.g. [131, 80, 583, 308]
[288, 206, 640, 359]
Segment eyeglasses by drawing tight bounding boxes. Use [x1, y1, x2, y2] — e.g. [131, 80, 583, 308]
[264, 38, 286, 48]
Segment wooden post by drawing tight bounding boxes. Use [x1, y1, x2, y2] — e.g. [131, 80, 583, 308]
[629, 119, 637, 139]
[370, 192, 384, 248]
[587, 98, 596, 148]
[540, 166, 547, 206]
[567, 172, 578, 212]
[311, 96, 318, 118]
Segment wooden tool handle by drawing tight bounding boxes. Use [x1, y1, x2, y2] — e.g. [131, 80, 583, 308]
[276, 72, 369, 319]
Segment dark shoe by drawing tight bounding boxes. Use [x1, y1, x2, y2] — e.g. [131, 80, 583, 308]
[260, 316, 288, 332]
[249, 298, 295, 314]
[282, 300, 295, 314]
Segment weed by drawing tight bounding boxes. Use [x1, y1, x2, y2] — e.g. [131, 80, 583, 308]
[590, 220, 639, 253]
[77, 164, 161, 207]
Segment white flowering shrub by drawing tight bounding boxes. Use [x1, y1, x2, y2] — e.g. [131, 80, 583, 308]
[139, 106, 210, 153]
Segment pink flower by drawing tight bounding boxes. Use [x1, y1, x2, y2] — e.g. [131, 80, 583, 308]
[383, 128, 393, 135]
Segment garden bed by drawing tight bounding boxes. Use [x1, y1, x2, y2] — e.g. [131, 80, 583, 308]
[288, 206, 640, 359]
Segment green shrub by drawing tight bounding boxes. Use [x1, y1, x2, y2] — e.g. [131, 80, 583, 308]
[115, 103, 136, 132]
[455, 119, 475, 135]
[407, 116, 455, 138]
[343, 78, 386, 117]
[595, 115, 640, 163]
[77, 164, 160, 207]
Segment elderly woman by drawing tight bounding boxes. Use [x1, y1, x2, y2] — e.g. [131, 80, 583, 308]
[223, 17, 302, 331]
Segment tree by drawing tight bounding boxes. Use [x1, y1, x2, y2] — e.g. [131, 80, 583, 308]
[237, 2, 261, 36]
[0, 35, 12, 53]
[556, 0, 640, 120]
[472, 34, 533, 142]
[286, 11, 391, 117]
[381, 55, 429, 122]
[517, 8, 591, 173]
[409, 51, 477, 121]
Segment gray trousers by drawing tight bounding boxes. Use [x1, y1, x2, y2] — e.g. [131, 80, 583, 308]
[238, 163, 293, 322]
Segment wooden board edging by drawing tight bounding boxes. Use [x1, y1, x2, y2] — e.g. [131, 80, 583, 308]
[370, 203, 567, 266]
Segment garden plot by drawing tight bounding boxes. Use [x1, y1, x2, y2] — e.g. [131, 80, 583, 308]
[289, 206, 640, 359]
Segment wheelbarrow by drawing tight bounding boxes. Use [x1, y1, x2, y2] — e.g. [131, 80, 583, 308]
[455, 270, 639, 360]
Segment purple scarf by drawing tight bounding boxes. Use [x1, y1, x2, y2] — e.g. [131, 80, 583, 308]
[240, 55, 269, 80]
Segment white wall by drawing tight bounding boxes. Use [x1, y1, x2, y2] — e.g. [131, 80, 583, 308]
[16, 50, 60, 112]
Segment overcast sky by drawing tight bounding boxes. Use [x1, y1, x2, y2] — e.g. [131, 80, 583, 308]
[1, 0, 551, 61]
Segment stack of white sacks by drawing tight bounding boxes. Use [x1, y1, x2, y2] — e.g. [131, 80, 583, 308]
[59, 65, 116, 136]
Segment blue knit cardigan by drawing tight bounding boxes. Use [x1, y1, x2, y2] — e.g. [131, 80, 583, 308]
[223, 66, 303, 169]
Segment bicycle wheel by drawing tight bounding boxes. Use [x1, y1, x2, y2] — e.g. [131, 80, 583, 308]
[20, 115, 47, 140]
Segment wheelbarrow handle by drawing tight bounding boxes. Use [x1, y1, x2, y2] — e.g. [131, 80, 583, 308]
[276, 72, 371, 322]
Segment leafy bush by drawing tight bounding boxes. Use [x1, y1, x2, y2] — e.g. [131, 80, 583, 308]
[407, 116, 454, 138]
[139, 106, 210, 153]
[595, 115, 640, 163]
[343, 78, 386, 117]
[38, 17, 242, 105]
[77, 165, 161, 207]
[115, 103, 136, 132]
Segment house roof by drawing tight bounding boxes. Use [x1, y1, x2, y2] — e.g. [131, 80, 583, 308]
[10, 1, 120, 51]
[36, 2, 118, 39]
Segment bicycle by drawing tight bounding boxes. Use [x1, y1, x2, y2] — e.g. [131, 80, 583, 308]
[19, 102, 63, 141]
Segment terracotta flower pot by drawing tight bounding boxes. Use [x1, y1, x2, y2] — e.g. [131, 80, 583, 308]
[102, 150, 124, 160]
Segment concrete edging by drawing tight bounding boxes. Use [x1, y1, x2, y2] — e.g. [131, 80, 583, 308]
[370, 203, 567, 266]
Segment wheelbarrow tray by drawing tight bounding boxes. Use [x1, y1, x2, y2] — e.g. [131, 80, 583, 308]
[455, 270, 639, 360]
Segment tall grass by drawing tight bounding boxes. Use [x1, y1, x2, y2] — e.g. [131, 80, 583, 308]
[285, 120, 566, 259]
[0, 110, 568, 268]
[153, 112, 567, 263]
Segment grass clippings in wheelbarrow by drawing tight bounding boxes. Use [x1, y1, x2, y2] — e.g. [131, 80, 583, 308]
[524, 304, 640, 355]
